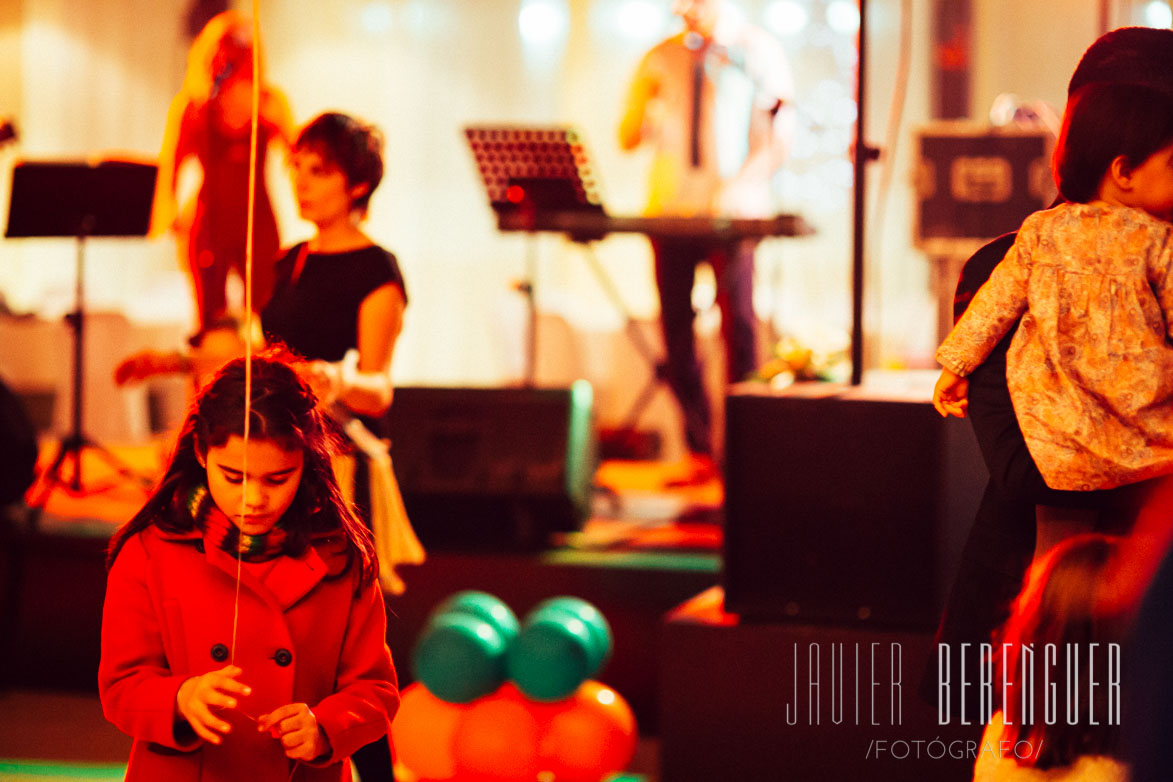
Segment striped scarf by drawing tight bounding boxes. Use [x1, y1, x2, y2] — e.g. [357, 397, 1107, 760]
[189, 485, 288, 562]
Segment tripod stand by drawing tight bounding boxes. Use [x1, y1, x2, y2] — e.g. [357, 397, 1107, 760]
[6, 160, 158, 513]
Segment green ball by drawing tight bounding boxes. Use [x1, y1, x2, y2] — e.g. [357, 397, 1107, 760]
[533, 597, 612, 671]
[412, 612, 507, 704]
[433, 591, 520, 647]
[508, 613, 595, 702]
[508, 597, 613, 702]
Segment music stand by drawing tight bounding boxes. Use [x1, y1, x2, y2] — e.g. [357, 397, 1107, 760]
[465, 126, 667, 448]
[465, 126, 606, 385]
[6, 160, 158, 510]
[465, 125, 605, 220]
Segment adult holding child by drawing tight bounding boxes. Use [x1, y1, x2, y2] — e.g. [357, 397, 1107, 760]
[934, 79, 1173, 503]
[922, 26, 1173, 722]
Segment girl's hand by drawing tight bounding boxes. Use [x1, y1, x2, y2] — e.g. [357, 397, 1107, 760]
[932, 368, 970, 418]
[175, 665, 251, 744]
[257, 703, 331, 762]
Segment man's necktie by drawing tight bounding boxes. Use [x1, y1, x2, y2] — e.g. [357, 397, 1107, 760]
[690, 54, 703, 168]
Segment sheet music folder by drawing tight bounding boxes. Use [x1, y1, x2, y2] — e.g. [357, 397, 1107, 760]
[464, 125, 605, 230]
[6, 159, 157, 238]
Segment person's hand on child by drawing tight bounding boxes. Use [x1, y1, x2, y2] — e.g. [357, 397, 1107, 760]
[175, 665, 252, 744]
[933, 368, 969, 418]
[114, 349, 185, 386]
[303, 359, 343, 404]
[257, 703, 331, 762]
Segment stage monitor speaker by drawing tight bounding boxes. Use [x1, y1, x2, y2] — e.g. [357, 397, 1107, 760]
[386, 382, 596, 549]
[722, 379, 987, 629]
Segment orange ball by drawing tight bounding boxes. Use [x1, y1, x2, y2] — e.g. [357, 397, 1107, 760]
[390, 682, 464, 780]
[451, 683, 542, 781]
[536, 680, 637, 782]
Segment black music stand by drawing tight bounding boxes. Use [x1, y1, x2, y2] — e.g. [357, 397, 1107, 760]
[465, 126, 608, 386]
[464, 126, 605, 221]
[465, 126, 666, 449]
[6, 160, 158, 510]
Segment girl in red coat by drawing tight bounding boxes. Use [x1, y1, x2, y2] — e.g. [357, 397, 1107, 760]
[99, 354, 399, 781]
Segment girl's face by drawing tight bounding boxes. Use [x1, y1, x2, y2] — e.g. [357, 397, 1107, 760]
[1122, 141, 1173, 222]
[201, 435, 304, 536]
[291, 148, 365, 228]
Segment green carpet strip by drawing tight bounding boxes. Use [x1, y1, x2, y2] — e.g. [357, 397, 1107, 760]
[0, 760, 127, 780]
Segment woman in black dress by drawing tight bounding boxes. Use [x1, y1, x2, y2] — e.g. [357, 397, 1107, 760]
[263, 112, 405, 421]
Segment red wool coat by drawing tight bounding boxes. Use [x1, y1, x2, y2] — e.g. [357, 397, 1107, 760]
[99, 525, 399, 781]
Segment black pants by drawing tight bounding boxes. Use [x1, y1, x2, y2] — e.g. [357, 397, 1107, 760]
[351, 735, 394, 781]
[344, 429, 396, 782]
[652, 236, 758, 455]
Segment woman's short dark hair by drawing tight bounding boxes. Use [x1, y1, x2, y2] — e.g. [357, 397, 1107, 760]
[295, 112, 384, 214]
[1052, 82, 1173, 204]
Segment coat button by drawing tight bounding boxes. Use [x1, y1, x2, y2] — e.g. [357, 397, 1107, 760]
[273, 648, 293, 667]
[210, 643, 229, 662]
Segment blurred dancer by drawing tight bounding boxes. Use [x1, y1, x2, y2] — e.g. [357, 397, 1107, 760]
[152, 10, 293, 335]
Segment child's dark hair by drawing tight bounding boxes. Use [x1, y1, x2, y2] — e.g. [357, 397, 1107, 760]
[107, 351, 377, 586]
[1067, 27, 1173, 99]
[1053, 82, 1173, 204]
[995, 534, 1127, 769]
[295, 112, 384, 215]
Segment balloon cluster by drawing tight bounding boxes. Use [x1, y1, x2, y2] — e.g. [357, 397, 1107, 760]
[392, 591, 637, 782]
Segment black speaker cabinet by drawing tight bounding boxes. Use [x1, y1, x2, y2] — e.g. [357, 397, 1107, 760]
[660, 588, 976, 782]
[723, 380, 987, 628]
[386, 383, 596, 549]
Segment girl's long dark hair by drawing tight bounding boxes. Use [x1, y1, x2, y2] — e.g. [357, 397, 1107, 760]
[107, 352, 377, 587]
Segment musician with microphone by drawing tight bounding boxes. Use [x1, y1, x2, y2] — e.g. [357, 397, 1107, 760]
[619, 0, 795, 483]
